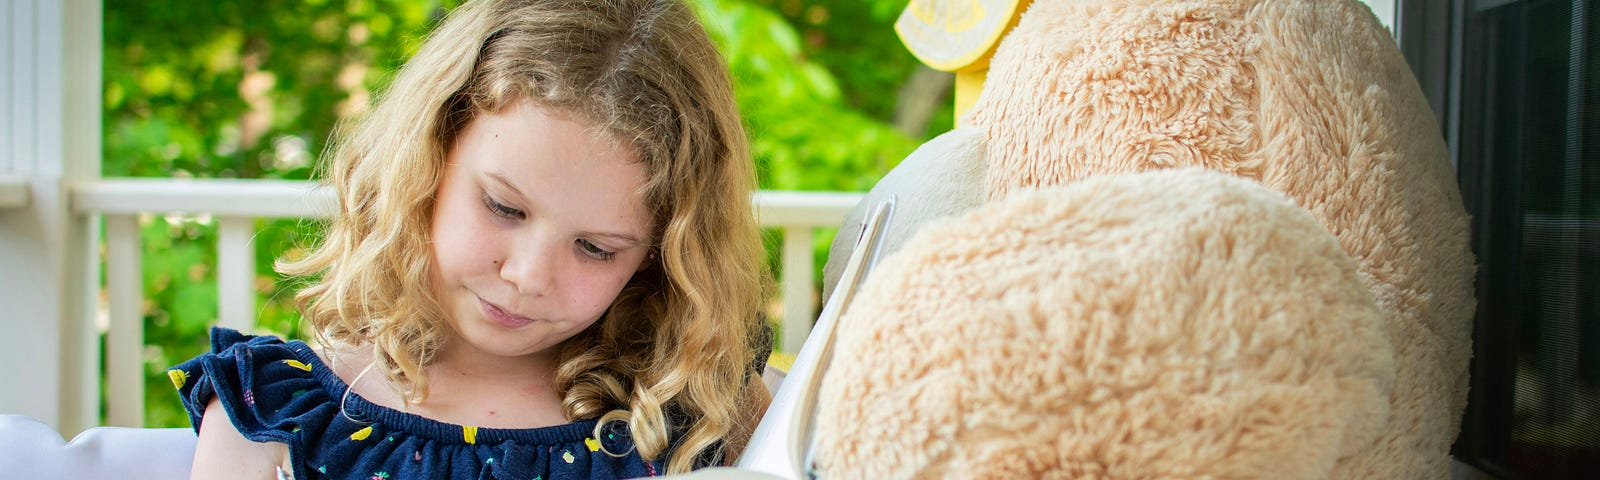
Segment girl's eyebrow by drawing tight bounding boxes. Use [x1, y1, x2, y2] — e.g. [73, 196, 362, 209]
[484, 172, 529, 204]
[582, 230, 648, 247]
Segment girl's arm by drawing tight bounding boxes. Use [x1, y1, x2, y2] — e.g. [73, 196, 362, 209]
[189, 398, 290, 480]
[721, 372, 774, 465]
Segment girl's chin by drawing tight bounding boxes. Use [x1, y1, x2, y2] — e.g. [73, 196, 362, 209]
[455, 325, 561, 358]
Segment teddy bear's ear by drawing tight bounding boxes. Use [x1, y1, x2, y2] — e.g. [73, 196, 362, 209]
[894, 0, 1031, 73]
[815, 168, 1394, 479]
[895, 0, 1035, 119]
[821, 127, 987, 307]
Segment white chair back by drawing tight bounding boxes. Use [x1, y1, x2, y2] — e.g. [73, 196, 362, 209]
[0, 415, 195, 479]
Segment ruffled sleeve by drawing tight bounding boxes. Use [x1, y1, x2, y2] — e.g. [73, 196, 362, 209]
[167, 327, 337, 447]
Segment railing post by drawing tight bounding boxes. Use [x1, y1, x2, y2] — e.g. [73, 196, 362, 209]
[781, 227, 815, 354]
[217, 216, 256, 332]
[105, 214, 144, 427]
[0, 0, 102, 435]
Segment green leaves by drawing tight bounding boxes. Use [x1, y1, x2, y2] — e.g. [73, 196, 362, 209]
[701, 0, 924, 193]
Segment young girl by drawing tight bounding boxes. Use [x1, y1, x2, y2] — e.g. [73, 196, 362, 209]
[168, 0, 771, 478]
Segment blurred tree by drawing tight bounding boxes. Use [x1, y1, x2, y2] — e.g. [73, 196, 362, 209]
[744, 0, 955, 138]
[105, 0, 944, 427]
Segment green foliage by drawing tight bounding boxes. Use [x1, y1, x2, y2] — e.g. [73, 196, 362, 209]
[107, 0, 947, 427]
[105, 0, 452, 179]
[746, 0, 955, 138]
[694, 0, 935, 191]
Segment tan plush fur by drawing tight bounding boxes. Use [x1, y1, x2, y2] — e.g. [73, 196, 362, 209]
[815, 169, 1394, 479]
[964, 0, 1475, 477]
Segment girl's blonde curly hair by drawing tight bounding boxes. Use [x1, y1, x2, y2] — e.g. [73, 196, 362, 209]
[278, 0, 767, 472]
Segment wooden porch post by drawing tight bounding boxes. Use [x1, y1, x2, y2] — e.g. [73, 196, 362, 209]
[0, 0, 103, 435]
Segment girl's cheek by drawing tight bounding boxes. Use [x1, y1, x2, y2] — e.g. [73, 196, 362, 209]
[440, 223, 495, 277]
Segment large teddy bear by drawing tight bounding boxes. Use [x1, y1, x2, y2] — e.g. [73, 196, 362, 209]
[811, 0, 1474, 478]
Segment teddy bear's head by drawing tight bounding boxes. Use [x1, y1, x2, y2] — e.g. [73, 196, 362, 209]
[815, 169, 1395, 478]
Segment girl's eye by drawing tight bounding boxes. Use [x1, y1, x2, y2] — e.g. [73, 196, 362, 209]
[577, 239, 617, 261]
[481, 192, 524, 219]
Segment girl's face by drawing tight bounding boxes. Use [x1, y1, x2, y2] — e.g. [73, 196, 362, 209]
[430, 100, 652, 360]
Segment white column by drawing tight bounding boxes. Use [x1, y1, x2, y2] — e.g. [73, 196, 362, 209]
[0, 0, 103, 434]
[104, 215, 143, 427]
[217, 216, 257, 332]
[781, 227, 814, 354]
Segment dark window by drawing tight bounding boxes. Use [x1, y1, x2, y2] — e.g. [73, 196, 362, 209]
[1450, 0, 1600, 478]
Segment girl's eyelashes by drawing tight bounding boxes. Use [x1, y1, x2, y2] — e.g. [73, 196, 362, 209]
[577, 239, 617, 261]
[481, 191, 525, 219]
[480, 189, 618, 262]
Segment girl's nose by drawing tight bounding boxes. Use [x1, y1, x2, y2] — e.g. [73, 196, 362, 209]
[498, 241, 557, 296]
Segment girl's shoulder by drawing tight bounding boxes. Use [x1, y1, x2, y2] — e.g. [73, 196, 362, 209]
[169, 327, 668, 479]
[169, 327, 330, 446]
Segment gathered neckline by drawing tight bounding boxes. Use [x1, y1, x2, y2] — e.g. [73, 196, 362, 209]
[284, 339, 602, 446]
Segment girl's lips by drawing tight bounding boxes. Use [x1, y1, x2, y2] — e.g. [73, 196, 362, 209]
[478, 297, 535, 329]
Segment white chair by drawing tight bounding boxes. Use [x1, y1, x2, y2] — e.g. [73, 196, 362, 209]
[0, 414, 195, 479]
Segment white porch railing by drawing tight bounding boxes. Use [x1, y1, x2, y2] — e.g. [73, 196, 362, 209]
[72, 177, 861, 427]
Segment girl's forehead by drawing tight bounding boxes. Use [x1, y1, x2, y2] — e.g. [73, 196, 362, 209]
[452, 101, 653, 236]
[481, 102, 638, 159]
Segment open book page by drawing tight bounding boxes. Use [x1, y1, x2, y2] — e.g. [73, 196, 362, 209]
[721, 197, 897, 480]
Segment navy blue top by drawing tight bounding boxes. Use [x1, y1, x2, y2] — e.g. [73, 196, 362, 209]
[170, 327, 665, 479]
